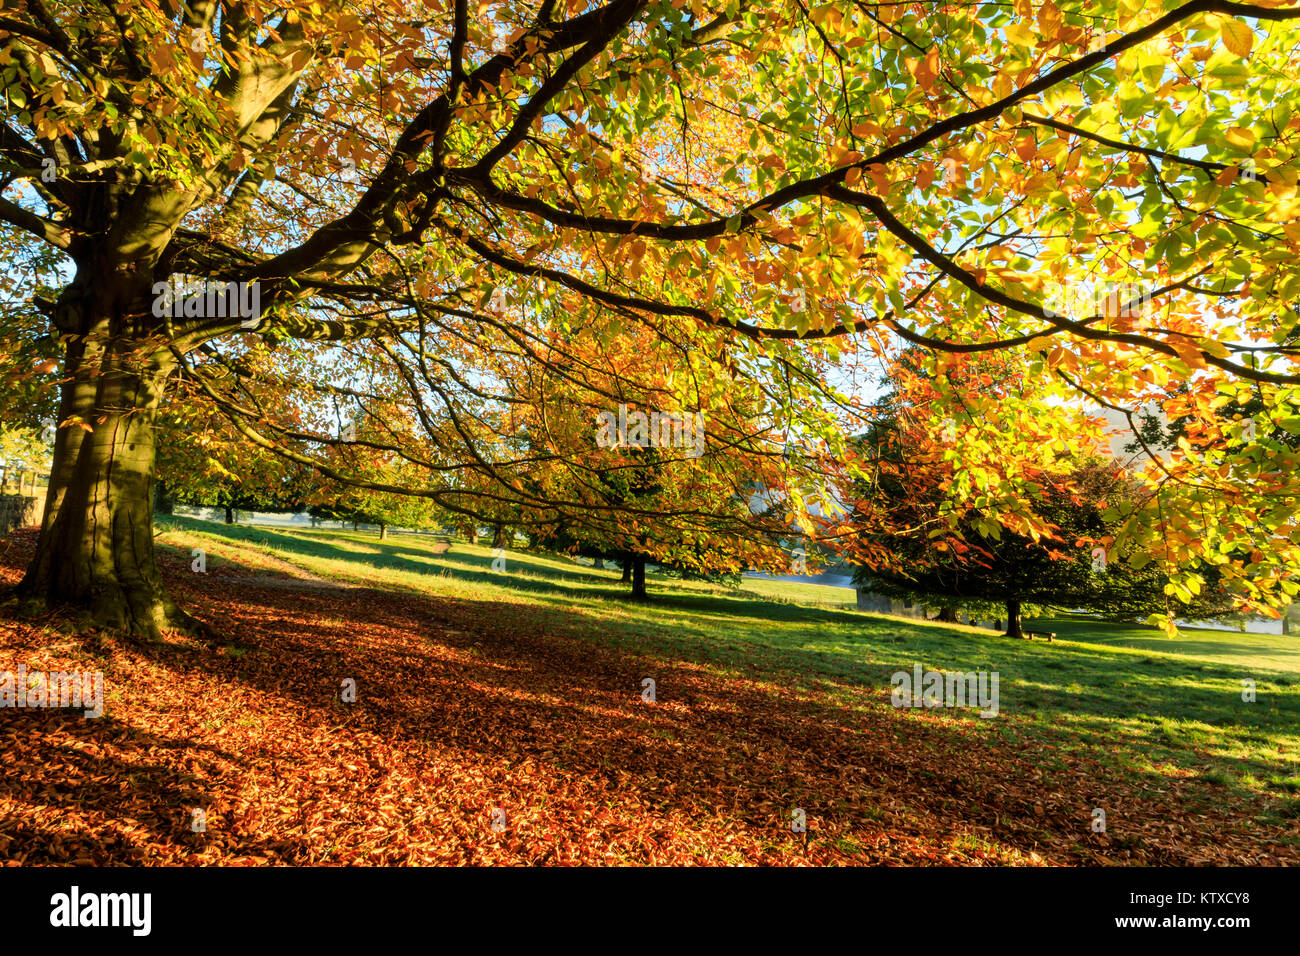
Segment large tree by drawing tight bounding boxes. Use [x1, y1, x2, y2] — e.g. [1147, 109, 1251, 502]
[852, 455, 1236, 637]
[2, 1, 1299, 637]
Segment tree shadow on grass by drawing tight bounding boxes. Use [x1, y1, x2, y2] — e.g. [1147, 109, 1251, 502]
[63, 556, 1295, 864]
[9, 524, 1294, 863]
[159, 516, 631, 597]
[155, 518, 1300, 820]
[158, 515, 875, 622]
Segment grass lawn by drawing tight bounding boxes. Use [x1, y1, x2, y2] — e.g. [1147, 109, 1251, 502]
[160, 518, 1300, 830]
[1, 515, 1296, 865]
[1027, 613, 1300, 673]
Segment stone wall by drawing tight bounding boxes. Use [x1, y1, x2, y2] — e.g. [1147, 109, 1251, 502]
[0, 494, 41, 535]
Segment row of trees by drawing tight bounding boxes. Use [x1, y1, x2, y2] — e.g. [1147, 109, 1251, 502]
[149, 340, 1257, 623]
[152, 393, 771, 600]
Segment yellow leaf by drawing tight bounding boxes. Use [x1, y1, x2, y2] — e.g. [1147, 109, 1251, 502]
[913, 48, 939, 92]
[1005, 20, 1035, 49]
[1224, 126, 1256, 152]
[1168, 337, 1207, 371]
[1220, 20, 1254, 57]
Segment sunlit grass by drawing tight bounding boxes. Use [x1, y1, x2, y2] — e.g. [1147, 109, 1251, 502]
[154, 514, 1300, 835]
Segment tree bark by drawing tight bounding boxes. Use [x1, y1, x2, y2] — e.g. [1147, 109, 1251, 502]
[152, 478, 175, 515]
[18, 326, 201, 639]
[1004, 598, 1024, 638]
[379, 523, 387, 539]
[621, 559, 632, 583]
[38, 329, 101, 525]
[492, 523, 512, 549]
[631, 556, 647, 601]
[224, 505, 234, 524]
[935, 606, 959, 623]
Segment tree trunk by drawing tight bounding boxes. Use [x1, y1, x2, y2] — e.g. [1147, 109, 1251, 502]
[38, 329, 101, 525]
[153, 478, 175, 515]
[621, 559, 632, 583]
[224, 505, 234, 524]
[935, 606, 959, 623]
[1004, 599, 1024, 638]
[379, 523, 387, 539]
[18, 332, 200, 639]
[492, 524, 510, 549]
[631, 556, 647, 601]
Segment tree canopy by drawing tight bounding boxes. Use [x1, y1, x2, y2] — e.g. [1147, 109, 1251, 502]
[1, 0, 1298, 635]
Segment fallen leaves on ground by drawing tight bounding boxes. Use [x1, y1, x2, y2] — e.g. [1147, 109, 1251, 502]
[0, 531, 1293, 865]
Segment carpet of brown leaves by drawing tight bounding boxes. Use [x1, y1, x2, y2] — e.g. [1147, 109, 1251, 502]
[1, 530, 1293, 865]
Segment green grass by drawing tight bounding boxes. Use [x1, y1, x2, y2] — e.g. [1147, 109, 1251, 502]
[1026, 613, 1300, 673]
[154, 514, 1300, 831]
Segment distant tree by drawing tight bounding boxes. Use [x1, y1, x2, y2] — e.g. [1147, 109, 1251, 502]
[529, 433, 781, 601]
[851, 452, 1235, 638]
[157, 439, 314, 523]
[0, 427, 51, 483]
[309, 487, 445, 539]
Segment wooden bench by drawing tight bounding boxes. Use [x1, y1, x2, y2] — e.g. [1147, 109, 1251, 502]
[1023, 630, 1056, 643]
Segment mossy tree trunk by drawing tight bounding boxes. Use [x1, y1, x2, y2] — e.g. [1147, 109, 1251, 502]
[17, 271, 203, 640]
